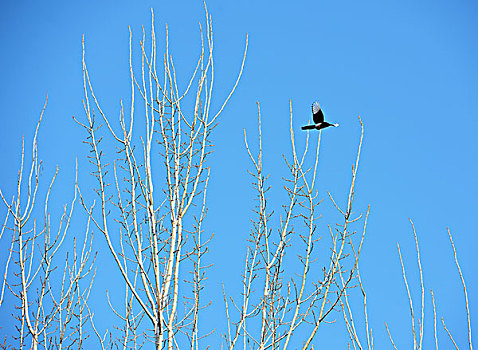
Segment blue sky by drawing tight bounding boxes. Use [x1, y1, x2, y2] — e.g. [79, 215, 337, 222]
[0, 0, 477, 348]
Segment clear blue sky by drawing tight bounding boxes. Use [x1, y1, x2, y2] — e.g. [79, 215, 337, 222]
[0, 0, 476, 348]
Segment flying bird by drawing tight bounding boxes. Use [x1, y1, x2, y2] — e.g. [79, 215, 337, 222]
[301, 101, 339, 131]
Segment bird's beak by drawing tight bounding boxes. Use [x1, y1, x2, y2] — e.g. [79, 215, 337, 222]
[334, 123, 339, 127]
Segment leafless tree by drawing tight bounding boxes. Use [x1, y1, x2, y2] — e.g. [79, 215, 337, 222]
[1, 4, 473, 350]
[74, 4, 247, 349]
[222, 102, 368, 350]
[0, 97, 96, 350]
[340, 219, 473, 350]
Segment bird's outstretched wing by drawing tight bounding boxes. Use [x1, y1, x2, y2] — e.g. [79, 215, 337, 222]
[312, 101, 324, 124]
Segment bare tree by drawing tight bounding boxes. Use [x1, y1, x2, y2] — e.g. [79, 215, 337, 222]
[341, 219, 473, 350]
[1, 4, 473, 350]
[222, 102, 367, 350]
[74, 4, 247, 349]
[0, 97, 96, 350]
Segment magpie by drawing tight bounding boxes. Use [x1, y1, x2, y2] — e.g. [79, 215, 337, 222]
[301, 101, 339, 130]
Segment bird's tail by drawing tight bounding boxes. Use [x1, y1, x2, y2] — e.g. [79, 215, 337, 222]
[301, 125, 315, 130]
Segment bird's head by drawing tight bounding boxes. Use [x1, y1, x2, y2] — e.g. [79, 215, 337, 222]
[333, 123, 339, 127]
